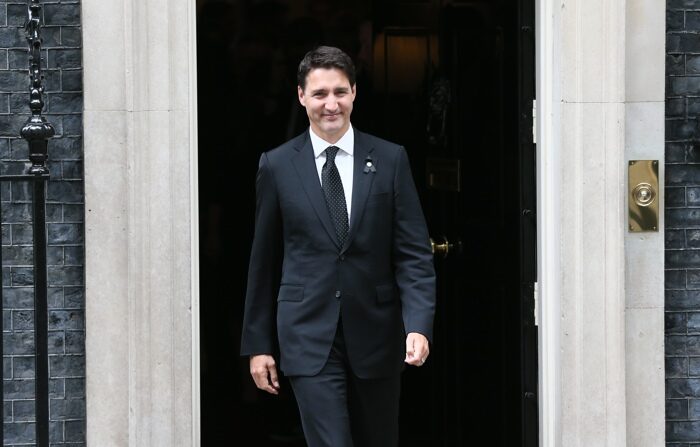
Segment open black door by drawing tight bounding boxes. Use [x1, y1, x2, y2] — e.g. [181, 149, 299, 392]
[518, 0, 538, 445]
[196, 0, 537, 445]
[396, 0, 538, 445]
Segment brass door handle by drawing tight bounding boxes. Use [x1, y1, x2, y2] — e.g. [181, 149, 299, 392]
[431, 236, 453, 259]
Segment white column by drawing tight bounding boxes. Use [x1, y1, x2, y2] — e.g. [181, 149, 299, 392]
[559, 0, 628, 445]
[536, 0, 562, 444]
[82, 0, 200, 444]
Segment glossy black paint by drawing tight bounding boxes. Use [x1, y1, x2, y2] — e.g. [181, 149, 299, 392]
[518, 0, 538, 445]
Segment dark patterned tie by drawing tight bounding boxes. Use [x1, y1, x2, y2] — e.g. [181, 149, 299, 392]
[322, 146, 349, 247]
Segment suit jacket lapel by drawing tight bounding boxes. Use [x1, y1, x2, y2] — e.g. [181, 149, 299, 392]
[291, 131, 339, 247]
[341, 130, 375, 254]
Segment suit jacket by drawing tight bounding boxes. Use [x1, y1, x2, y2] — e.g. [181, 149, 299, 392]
[240, 129, 436, 379]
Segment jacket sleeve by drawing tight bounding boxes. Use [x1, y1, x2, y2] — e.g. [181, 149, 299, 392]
[240, 152, 283, 356]
[392, 147, 437, 342]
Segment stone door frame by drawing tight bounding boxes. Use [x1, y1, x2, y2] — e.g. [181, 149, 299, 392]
[81, 0, 665, 445]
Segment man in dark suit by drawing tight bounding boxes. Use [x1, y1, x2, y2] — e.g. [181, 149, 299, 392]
[240, 45, 436, 447]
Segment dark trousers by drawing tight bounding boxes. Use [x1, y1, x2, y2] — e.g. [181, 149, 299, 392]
[288, 320, 401, 447]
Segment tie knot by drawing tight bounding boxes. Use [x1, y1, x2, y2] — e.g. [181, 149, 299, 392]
[325, 146, 339, 162]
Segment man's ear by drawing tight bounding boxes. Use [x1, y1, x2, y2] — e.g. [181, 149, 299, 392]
[297, 86, 305, 106]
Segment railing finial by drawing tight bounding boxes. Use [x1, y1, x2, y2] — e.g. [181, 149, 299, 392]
[21, 0, 54, 176]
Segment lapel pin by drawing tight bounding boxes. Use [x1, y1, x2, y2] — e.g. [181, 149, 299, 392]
[364, 156, 376, 173]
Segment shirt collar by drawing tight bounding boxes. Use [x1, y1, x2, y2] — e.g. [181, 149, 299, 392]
[310, 125, 354, 159]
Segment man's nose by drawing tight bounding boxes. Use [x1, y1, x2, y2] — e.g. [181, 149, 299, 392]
[325, 97, 338, 110]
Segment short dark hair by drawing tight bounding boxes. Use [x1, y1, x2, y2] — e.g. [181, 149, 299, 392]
[297, 46, 356, 90]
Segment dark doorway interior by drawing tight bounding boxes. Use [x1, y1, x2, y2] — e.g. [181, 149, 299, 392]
[196, 0, 536, 445]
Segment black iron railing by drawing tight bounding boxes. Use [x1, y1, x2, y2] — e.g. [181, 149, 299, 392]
[1, 1, 53, 445]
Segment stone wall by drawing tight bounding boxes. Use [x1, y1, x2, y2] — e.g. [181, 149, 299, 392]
[0, 1, 85, 445]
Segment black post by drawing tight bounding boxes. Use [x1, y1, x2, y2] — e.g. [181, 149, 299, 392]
[22, 1, 53, 445]
[31, 182, 49, 446]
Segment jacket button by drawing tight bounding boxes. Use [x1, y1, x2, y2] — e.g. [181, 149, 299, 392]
[335, 290, 341, 298]
[340, 255, 345, 261]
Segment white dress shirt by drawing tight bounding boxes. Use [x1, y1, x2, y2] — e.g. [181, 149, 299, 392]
[310, 125, 354, 220]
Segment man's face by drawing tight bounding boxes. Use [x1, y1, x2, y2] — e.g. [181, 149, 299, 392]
[298, 68, 356, 142]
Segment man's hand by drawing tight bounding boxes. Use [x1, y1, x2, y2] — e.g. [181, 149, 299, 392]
[405, 332, 430, 367]
[249, 354, 280, 395]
